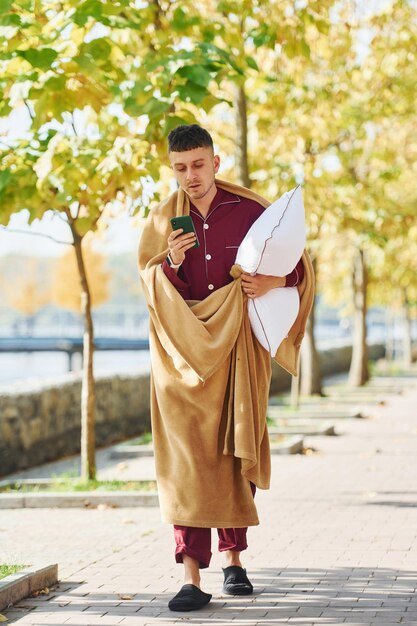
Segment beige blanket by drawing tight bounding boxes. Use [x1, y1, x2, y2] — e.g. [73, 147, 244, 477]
[138, 179, 314, 528]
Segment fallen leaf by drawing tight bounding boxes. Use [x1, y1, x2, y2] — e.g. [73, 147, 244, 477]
[122, 518, 135, 524]
[118, 594, 133, 600]
[31, 587, 49, 597]
[0, 614, 8, 622]
[97, 503, 116, 510]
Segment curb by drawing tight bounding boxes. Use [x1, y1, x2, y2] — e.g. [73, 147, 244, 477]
[0, 564, 58, 611]
[266, 404, 366, 420]
[269, 421, 336, 437]
[267, 406, 364, 419]
[111, 435, 306, 460]
[270, 435, 304, 455]
[109, 444, 154, 459]
[0, 491, 159, 509]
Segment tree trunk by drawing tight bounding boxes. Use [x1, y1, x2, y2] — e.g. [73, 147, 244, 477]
[348, 246, 369, 387]
[72, 235, 96, 480]
[385, 307, 395, 362]
[290, 359, 300, 410]
[300, 257, 322, 395]
[401, 287, 412, 368]
[300, 310, 323, 396]
[233, 83, 251, 188]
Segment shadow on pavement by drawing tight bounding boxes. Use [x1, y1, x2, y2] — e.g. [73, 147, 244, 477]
[4, 566, 417, 625]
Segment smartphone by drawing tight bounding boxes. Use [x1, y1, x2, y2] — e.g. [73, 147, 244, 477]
[170, 215, 200, 248]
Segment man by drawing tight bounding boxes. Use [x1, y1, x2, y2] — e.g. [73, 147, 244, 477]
[138, 124, 314, 612]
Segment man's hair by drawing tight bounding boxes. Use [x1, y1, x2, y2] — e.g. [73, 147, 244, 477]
[167, 124, 213, 153]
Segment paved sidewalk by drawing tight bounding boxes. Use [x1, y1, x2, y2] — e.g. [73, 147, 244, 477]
[2, 379, 417, 625]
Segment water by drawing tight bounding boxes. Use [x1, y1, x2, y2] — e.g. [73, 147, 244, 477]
[0, 322, 405, 388]
[0, 350, 151, 390]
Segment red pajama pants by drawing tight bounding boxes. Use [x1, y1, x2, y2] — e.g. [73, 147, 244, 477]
[173, 483, 256, 569]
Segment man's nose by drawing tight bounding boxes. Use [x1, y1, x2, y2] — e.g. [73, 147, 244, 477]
[185, 169, 196, 181]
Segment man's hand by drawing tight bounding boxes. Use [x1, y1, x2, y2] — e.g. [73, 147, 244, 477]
[241, 273, 286, 298]
[167, 228, 196, 266]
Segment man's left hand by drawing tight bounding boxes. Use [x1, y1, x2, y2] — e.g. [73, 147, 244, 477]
[241, 273, 285, 299]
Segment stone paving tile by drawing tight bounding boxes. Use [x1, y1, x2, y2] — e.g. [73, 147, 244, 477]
[2, 379, 417, 625]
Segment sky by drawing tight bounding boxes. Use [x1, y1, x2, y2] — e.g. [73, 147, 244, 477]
[0, 209, 142, 257]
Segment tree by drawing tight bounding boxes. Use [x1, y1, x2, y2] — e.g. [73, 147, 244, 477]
[52, 239, 110, 313]
[3, 258, 51, 333]
[0, 0, 239, 479]
[207, 0, 353, 394]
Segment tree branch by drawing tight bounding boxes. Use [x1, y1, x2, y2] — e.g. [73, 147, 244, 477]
[0, 225, 73, 246]
[304, 132, 350, 157]
[23, 99, 34, 121]
[71, 112, 78, 136]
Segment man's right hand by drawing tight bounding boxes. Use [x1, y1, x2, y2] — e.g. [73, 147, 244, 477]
[167, 228, 197, 266]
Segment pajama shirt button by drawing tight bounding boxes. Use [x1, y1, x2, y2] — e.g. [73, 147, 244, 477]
[206, 254, 212, 260]
[203, 224, 209, 229]
[208, 284, 214, 290]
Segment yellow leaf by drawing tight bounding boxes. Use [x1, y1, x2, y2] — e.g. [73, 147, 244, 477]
[0, 614, 9, 622]
[119, 594, 133, 600]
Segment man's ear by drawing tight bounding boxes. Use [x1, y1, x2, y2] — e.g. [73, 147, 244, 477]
[213, 154, 220, 173]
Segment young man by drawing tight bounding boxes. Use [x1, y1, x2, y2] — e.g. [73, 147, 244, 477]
[138, 124, 313, 611]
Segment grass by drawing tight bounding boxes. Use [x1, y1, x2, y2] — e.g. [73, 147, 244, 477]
[0, 564, 27, 580]
[121, 432, 153, 446]
[269, 434, 287, 443]
[0, 479, 157, 493]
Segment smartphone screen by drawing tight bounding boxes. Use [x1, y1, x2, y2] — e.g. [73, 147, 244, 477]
[170, 216, 200, 248]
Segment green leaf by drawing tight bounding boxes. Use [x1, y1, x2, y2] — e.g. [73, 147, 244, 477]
[200, 94, 221, 113]
[171, 7, 186, 30]
[177, 82, 207, 105]
[197, 42, 243, 74]
[170, 6, 199, 31]
[0, 99, 11, 116]
[73, 53, 96, 73]
[141, 97, 170, 118]
[176, 65, 211, 88]
[83, 38, 111, 63]
[0, 13, 21, 26]
[124, 97, 145, 117]
[250, 26, 273, 48]
[74, 216, 96, 237]
[18, 48, 58, 70]
[162, 114, 191, 136]
[131, 79, 152, 97]
[315, 19, 330, 36]
[0, 169, 11, 193]
[0, 0, 14, 12]
[72, 0, 102, 26]
[43, 75, 66, 93]
[246, 56, 259, 71]
[300, 40, 311, 59]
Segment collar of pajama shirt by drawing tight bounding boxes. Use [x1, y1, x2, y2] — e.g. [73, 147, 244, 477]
[171, 187, 266, 301]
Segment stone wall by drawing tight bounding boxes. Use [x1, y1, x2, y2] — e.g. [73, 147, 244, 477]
[0, 373, 150, 477]
[269, 343, 385, 395]
[0, 344, 385, 477]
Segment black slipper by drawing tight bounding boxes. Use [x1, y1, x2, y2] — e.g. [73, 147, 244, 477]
[222, 565, 254, 595]
[168, 584, 212, 611]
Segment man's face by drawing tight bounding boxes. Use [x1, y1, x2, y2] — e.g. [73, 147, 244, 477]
[169, 146, 220, 201]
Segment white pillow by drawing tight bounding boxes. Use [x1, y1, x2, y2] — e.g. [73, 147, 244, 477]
[235, 185, 305, 276]
[248, 288, 299, 355]
[236, 185, 305, 355]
